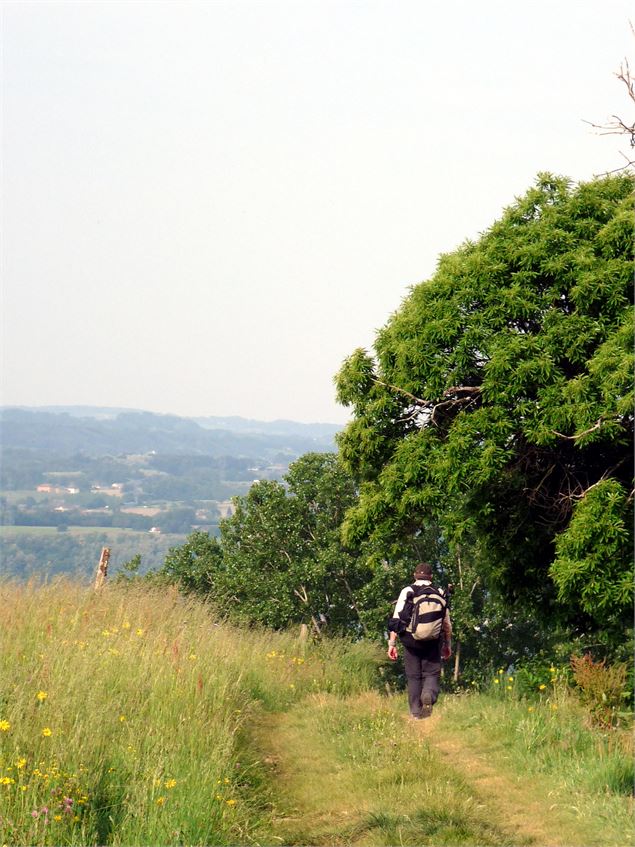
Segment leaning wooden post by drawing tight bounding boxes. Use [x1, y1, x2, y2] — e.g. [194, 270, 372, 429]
[94, 547, 110, 591]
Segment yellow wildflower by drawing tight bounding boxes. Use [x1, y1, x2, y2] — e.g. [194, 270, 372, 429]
[165, 779, 177, 789]
[226, 799, 237, 806]
[16, 758, 26, 769]
[53, 814, 62, 822]
[122, 621, 131, 630]
[528, 706, 535, 712]
[189, 654, 197, 661]
[507, 676, 514, 682]
[36, 691, 48, 702]
[156, 796, 166, 806]
[493, 679, 500, 684]
[539, 684, 546, 691]
[136, 628, 144, 636]
[0, 720, 10, 732]
[506, 685, 512, 691]
[119, 715, 126, 722]
[41, 728, 52, 737]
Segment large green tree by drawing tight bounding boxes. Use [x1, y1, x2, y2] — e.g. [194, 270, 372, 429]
[335, 174, 633, 644]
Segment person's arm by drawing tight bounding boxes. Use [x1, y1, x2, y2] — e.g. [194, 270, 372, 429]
[387, 586, 411, 659]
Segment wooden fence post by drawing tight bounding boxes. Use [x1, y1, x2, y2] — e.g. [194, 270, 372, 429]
[94, 547, 110, 591]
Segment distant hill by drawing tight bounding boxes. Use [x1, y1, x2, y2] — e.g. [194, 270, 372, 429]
[0, 407, 342, 459]
[192, 415, 342, 440]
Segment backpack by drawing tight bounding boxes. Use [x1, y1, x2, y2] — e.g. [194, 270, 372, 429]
[406, 585, 447, 641]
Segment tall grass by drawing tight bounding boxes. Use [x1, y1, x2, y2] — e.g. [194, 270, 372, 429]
[0, 579, 378, 846]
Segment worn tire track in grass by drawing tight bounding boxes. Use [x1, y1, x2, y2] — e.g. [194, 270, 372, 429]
[420, 703, 634, 847]
[251, 691, 632, 847]
[415, 712, 576, 847]
[251, 692, 528, 847]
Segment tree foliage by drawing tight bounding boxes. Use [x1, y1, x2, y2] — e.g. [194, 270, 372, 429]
[335, 174, 634, 641]
[162, 454, 372, 634]
[161, 530, 224, 594]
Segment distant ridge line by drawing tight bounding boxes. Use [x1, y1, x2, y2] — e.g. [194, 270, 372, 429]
[1, 405, 344, 437]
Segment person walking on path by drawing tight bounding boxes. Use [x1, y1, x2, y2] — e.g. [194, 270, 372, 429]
[387, 562, 452, 719]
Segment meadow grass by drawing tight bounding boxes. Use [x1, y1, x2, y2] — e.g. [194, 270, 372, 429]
[0, 579, 378, 846]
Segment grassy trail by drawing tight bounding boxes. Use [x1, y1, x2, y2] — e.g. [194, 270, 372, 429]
[251, 691, 632, 847]
[251, 692, 517, 846]
[423, 718, 577, 847]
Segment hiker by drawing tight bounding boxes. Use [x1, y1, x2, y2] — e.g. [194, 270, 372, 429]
[387, 562, 452, 719]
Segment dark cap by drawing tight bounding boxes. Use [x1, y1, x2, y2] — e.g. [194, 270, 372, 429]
[414, 562, 433, 578]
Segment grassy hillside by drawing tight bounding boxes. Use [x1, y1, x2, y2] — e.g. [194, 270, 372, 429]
[0, 581, 632, 847]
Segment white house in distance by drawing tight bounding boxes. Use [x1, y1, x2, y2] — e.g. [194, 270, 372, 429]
[37, 484, 80, 495]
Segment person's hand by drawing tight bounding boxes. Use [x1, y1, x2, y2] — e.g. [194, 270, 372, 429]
[388, 643, 398, 661]
[441, 643, 451, 661]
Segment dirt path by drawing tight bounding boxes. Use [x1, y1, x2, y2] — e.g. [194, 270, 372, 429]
[248, 692, 591, 847]
[415, 712, 579, 847]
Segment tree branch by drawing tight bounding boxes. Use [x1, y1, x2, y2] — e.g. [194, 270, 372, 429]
[550, 416, 619, 441]
[371, 377, 426, 405]
[371, 378, 482, 427]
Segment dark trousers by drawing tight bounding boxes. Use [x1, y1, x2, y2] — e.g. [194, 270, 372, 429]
[403, 644, 441, 717]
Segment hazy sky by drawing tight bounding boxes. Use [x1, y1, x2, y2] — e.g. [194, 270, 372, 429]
[1, 1, 631, 423]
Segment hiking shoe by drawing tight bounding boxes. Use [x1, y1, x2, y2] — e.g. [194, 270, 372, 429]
[421, 692, 433, 719]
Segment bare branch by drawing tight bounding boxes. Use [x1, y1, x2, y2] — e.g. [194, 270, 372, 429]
[371, 377, 482, 428]
[587, 40, 635, 172]
[550, 416, 620, 441]
[371, 377, 426, 405]
[293, 585, 309, 604]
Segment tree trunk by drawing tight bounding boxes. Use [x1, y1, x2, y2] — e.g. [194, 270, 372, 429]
[453, 640, 461, 683]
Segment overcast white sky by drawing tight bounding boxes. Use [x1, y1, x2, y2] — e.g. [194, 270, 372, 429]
[1, 0, 632, 424]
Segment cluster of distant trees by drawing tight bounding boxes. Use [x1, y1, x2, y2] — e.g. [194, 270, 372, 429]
[0, 500, 199, 535]
[1, 531, 181, 581]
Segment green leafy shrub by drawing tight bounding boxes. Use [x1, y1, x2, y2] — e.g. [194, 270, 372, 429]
[570, 653, 630, 728]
